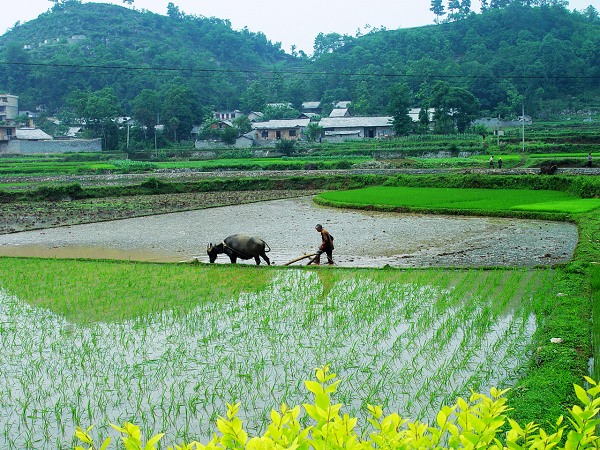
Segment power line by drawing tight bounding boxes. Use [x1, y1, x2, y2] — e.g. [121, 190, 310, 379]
[0, 60, 599, 81]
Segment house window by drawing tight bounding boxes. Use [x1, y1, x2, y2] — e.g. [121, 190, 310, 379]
[288, 129, 297, 137]
[276, 131, 281, 139]
[261, 130, 268, 138]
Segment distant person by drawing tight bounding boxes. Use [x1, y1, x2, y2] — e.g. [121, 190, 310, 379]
[497, 157, 503, 169]
[588, 152, 593, 168]
[489, 155, 495, 168]
[309, 224, 334, 265]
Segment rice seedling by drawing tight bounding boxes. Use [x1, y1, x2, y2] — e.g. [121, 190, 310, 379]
[317, 186, 586, 214]
[0, 261, 557, 448]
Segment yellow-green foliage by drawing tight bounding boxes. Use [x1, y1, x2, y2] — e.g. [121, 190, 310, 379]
[74, 366, 600, 450]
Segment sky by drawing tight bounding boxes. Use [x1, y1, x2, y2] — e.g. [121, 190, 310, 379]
[1, 0, 599, 55]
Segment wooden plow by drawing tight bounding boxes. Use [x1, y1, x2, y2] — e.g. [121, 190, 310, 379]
[282, 253, 317, 266]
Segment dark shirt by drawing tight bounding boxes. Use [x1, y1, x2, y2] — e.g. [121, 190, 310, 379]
[320, 229, 334, 251]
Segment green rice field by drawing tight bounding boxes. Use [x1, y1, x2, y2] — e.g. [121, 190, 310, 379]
[317, 186, 600, 214]
[0, 258, 555, 449]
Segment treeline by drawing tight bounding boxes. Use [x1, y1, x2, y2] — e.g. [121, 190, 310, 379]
[309, 4, 600, 118]
[0, 2, 292, 112]
[0, 1, 599, 140]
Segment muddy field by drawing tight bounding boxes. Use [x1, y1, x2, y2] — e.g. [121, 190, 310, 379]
[0, 190, 318, 234]
[0, 196, 578, 268]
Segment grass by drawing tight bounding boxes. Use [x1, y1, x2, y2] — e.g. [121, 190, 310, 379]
[316, 186, 594, 214]
[0, 259, 273, 323]
[0, 260, 555, 448]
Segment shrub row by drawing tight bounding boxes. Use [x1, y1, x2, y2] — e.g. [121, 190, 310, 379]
[74, 366, 600, 450]
[2, 174, 599, 204]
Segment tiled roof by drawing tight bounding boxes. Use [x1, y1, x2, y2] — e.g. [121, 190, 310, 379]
[329, 108, 349, 117]
[319, 116, 393, 128]
[16, 128, 52, 140]
[252, 119, 311, 129]
[302, 101, 321, 109]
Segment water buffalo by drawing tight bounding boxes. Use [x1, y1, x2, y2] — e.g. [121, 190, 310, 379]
[207, 234, 271, 265]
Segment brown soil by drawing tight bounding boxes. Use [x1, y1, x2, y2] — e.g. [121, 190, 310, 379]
[0, 190, 319, 234]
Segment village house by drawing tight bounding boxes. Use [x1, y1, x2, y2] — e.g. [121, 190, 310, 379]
[0, 94, 19, 123]
[318, 116, 394, 142]
[247, 111, 264, 122]
[334, 101, 352, 109]
[329, 108, 350, 118]
[408, 108, 435, 122]
[0, 123, 16, 143]
[301, 101, 322, 114]
[16, 128, 53, 140]
[214, 110, 243, 121]
[0, 94, 18, 148]
[252, 118, 311, 141]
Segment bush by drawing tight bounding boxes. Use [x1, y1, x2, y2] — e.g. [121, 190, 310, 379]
[275, 139, 296, 156]
[74, 366, 600, 450]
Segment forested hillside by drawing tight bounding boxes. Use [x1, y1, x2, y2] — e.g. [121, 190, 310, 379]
[309, 4, 600, 117]
[0, 2, 294, 112]
[0, 1, 599, 123]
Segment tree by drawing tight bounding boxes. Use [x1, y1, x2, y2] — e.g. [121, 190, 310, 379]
[67, 87, 122, 149]
[448, 0, 461, 20]
[416, 107, 432, 134]
[4, 43, 31, 94]
[262, 104, 300, 121]
[166, 2, 183, 19]
[430, 0, 446, 23]
[305, 122, 324, 142]
[221, 126, 239, 145]
[387, 83, 413, 136]
[584, 5, 599, 22]
[232, 116, 253, 134]
[131, 89, 160, 140]
[429, 81, 479, 133]
[461, 0, 472, 15]
[240, 81, 267, 112]
[160, 80, 207, 141]
[312, 32, 352, 58]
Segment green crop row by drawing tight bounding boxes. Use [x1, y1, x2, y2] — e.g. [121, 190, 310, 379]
[315, 186, 600, 217]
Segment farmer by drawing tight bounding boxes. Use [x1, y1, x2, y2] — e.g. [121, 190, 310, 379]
[310, 224, 334, 265]
[489, 155, 495, 168]
[588, 152, 593, 168]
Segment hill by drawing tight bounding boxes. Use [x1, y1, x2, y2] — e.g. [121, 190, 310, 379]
[0, 2, 599, 120]
[309, 4, 600, 117]
[0, 2, 296, 111]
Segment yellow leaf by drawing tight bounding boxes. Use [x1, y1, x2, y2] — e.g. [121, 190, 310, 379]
[574, 384, 591, 406]
[305, 381, 324, 395]
[145, 433, 165, 450]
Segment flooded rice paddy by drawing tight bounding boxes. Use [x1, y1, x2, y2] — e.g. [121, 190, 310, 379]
[0, 196, 578, 267]
[0, 268, 552, 448]
[0, 196, 577, 447]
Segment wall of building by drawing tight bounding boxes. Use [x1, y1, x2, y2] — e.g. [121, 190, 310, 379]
[256, 129, 302, 141]
[0, 94, 19, 121]
[0, 139, 102, 154]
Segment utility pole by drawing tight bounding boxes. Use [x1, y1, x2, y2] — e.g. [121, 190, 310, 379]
[522, 104, 525, 152]
[154, 112, 159, 158]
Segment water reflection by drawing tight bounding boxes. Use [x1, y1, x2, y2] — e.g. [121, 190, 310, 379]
[0, 269, 543, 447]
